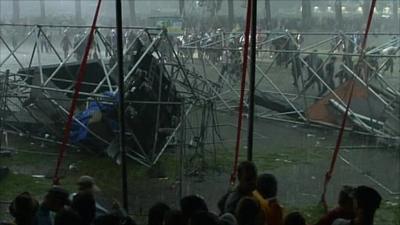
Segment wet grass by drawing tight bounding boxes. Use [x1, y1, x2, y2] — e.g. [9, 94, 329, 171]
[210, 145, 325, 173]
[0, 173, 50, 200]
[1, 136, 399, 224]
[375, 201, 400, 225]
[0, 138, 180, 202]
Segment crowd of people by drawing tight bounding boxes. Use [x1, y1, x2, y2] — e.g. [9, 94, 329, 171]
[175, 25, 399, 98]
[4, 23, 397, 99]
[0, 161, 382, 225]
[276, 34, 399, 97]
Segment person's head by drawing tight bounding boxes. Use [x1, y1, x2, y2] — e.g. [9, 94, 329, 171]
[338, 185, 354, 212]
[237, 161, 257, 194]
[148, 202, 170, 225]
[77, 176, 100, 193]
[256, 173, 278, 199]
[219, 213, 237, 225]
[189, 211, 219, 225]
[180, 195, 208, 222]
[9, 192, 39, 225]
[164, 210, 185, 225]
[235, 197, 264, 225]
[54, 208, 81, 225]
[352, 185, 381, 223]
[72, 192, 96, 225]
[43, 187, 70, 212]
[284, 212, 306, 225]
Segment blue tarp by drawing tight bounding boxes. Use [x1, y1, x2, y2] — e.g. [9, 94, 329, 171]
[70, 92, 117, 144]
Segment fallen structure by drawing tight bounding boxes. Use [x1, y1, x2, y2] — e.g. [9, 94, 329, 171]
[180, 31, 400, 146]
[0, 25, 217, 167]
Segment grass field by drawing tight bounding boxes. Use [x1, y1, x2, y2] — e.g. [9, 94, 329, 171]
[1, 133, 399, 224]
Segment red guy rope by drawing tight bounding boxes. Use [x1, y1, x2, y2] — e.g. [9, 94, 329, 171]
[320, 0, 378, 211]
[230, 0, 252, 185]
[53, 0, 103, 185]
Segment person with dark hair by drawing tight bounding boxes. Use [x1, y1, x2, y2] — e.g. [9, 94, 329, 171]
[218, 161, 257, 214]
[253, 173, 283, 225]
[147, 202, 170, 225]
[290, 53, 303, 88]
[36, 187, 71, 225]
[60, 32, 72, 59]
[335, 64, 351, 85]
[54, 209, 81, 225]
[180, 195, 208, 224]
[284, 212, 306, 225]
[164, 210, 185, 225]
[235, 197, 264, 225]
[189, 211, 219, 225]
[320, 56, 336, 96]
[332, 186, 381, 225]
[315, 185, 355, 225]
[8, 192, 39, 225]
[71, 192, 96, 225]
[304, 50, 324, 93]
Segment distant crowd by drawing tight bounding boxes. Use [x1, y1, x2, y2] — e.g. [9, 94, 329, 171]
[0, 161, 383, 225]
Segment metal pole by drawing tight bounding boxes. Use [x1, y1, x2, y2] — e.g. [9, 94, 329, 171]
[0, 70, 9, 151]
[247, 0, 257, 161]
[115, 0, 128, 211]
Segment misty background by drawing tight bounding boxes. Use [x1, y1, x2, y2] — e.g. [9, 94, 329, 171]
[0, 0, 398, 32]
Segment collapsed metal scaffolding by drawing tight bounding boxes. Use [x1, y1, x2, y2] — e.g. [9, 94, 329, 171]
[0, 25, 399, 173]
[178, 30, 400, 146]
[0, 24, 399, 201]
[0, 24, 225, 169]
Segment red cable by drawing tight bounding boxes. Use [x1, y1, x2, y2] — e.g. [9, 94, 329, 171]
[230, 0, 252, 185]
[320, 0, 378, 211]
[52, 0, 103, 185]
[320, 81, 355, 211]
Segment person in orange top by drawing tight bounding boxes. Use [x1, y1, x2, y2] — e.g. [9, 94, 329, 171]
[253, 173, 283, 225]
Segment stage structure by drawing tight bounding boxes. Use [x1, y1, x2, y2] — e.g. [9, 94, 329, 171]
[0, 24, 399, 171]
[0, 24, 225, 168]
[178, 30, 400, 146]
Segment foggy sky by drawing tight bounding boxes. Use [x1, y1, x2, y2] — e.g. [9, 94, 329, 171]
[0, 1, 395, 25]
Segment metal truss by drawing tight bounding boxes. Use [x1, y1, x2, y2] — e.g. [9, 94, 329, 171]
[178, 30, 400, 143]
[0, 24, 223, 167]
